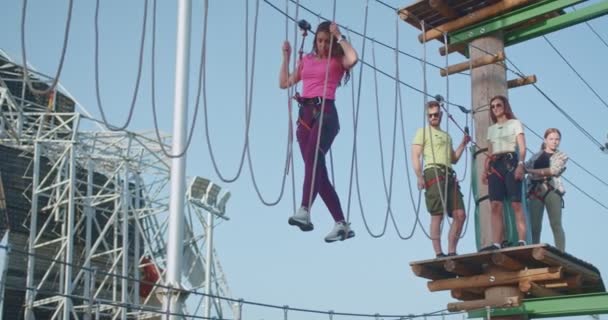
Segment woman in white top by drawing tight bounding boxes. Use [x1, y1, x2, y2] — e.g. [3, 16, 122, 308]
[481, 95, 527, 251]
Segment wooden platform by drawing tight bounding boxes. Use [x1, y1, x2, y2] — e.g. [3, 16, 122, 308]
[398, 0, 568, 48]
[410, 244, 605, 311]
[399, 0, 504, 30]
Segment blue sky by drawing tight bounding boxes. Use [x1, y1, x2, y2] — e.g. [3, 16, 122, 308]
[2, 0, 608, 319]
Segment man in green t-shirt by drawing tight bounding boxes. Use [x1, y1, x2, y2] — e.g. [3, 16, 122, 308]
[411, 101, 470, 258]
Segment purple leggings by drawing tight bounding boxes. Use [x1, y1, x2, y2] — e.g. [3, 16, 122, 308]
[296, 100, 345, 222]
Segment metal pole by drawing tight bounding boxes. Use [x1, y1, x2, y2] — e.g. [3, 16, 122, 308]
[121, 166, 130, 320]
[204, 211, 214, 320]
[133, 175, 141, 308]
[64, 145, 76, 320]
[24, 142, 40, 320]
[165, 0, 192, 318]
[84, 160, 94, 320]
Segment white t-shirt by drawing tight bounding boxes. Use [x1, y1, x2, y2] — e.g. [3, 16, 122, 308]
[487, 119, 524, 154]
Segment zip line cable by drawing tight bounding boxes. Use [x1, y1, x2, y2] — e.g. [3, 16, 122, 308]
[543, 35, 608, 111]
[150, 0, 203, 158]
[372, 0, 606, 152]
[572, 4, 608, 50]
[244, 0, 293, 206]
[203, 0, 252, 183]
[285, 0, 300, 216]
[345, 1, 374, 226]
[346, 23, 392, 237]
[523, 129, 608, 212]
[370, 0, 608, 211]
[93, 0, 147, 131]
[286, 0, 464, 74]
[500, 56, 606, 151]
[0, 243, 469, 319]
[306, 0, 337, 216]
[20, 0, 73, 96]
[523, 123, 608, 189]
[263, 0, 472, 113]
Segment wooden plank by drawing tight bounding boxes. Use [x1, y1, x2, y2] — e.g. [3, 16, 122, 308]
[508, 75, 537, 88]
[428, 0, 459, 19]
[491, 252, 526, 270]
[519, 280, 561, 297]
[412, 264, 441, 280]
[439, 42, 467, 56]
[444, 259, 481, 276]
[451, 288, 484, 301]
[448, 296, 521, 312]
[418, 0, 538, 43]
[428, 266, 563, 292]
[440, 51, 505, 77]
[532, 248, 601, 282]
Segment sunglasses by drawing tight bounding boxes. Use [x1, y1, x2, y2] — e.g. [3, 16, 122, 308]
[428, 112, 441, 118]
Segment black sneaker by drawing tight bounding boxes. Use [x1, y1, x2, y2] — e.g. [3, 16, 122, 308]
[501, 240, 511, 248]
[447, 252, 457, 257]
[436, 253, 447, 258]
[479, 244, 501, 252]
[518, 240, 527, 246]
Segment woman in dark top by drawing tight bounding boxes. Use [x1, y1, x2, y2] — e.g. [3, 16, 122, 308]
[525, 128, 568, 251]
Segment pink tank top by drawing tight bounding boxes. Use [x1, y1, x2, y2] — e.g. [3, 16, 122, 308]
[299, 54, 345, 100]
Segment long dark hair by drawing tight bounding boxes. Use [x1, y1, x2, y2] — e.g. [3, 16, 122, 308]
[541, 128, 562, 150]
[312, 21, 350, 85]
[489, 95, 516, 124]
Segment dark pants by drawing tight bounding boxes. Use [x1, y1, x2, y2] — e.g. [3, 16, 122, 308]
[296, 100, 345, 222]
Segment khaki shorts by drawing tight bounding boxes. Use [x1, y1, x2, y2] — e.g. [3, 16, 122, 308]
[423, 166, 465, 216]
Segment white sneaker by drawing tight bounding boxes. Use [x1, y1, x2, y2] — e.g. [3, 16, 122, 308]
[288, 207, 314, 231]
[324, 221, 355, 243]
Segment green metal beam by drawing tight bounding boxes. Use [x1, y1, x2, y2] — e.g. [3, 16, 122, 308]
[449, 0, 585, 45]
[505, 0, 608, 47]
[468, 292, 608, 319]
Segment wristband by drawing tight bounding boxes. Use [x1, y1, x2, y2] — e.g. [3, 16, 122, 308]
[518, 161, 524, 166]
[337, 35, 346, 44]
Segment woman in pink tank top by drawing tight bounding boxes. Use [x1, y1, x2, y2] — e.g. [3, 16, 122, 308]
[279, 21, 358, 243]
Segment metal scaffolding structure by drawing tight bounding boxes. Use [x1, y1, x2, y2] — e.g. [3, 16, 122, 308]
[0, 50, 235, 319]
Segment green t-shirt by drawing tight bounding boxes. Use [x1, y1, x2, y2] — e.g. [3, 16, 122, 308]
[413, 127, 453, 169]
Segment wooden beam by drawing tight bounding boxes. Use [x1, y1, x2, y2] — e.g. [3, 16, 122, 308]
[542, 275, 583, 289]
[444, 259, 481, 276]
[452, 289, 484, 301]
[491, 252, 525, 270]
[428, 0, 458, 19]
[508, 75, 537, 88]
[532, 248, 602, 282]
[412, 264, 440, 280]
[519, 280, 561, 297]
[428, 267, 563, 292]
[440, 51, 505, 77]
[448, 296, 521, 312]
[418, 0, 538, 43]
[439, 42, 467, 56]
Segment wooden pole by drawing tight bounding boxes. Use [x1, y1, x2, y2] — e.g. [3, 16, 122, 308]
[440, 51, 505, 77]
[508, 75, 537, 88]
[471, 33, 507, 249]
